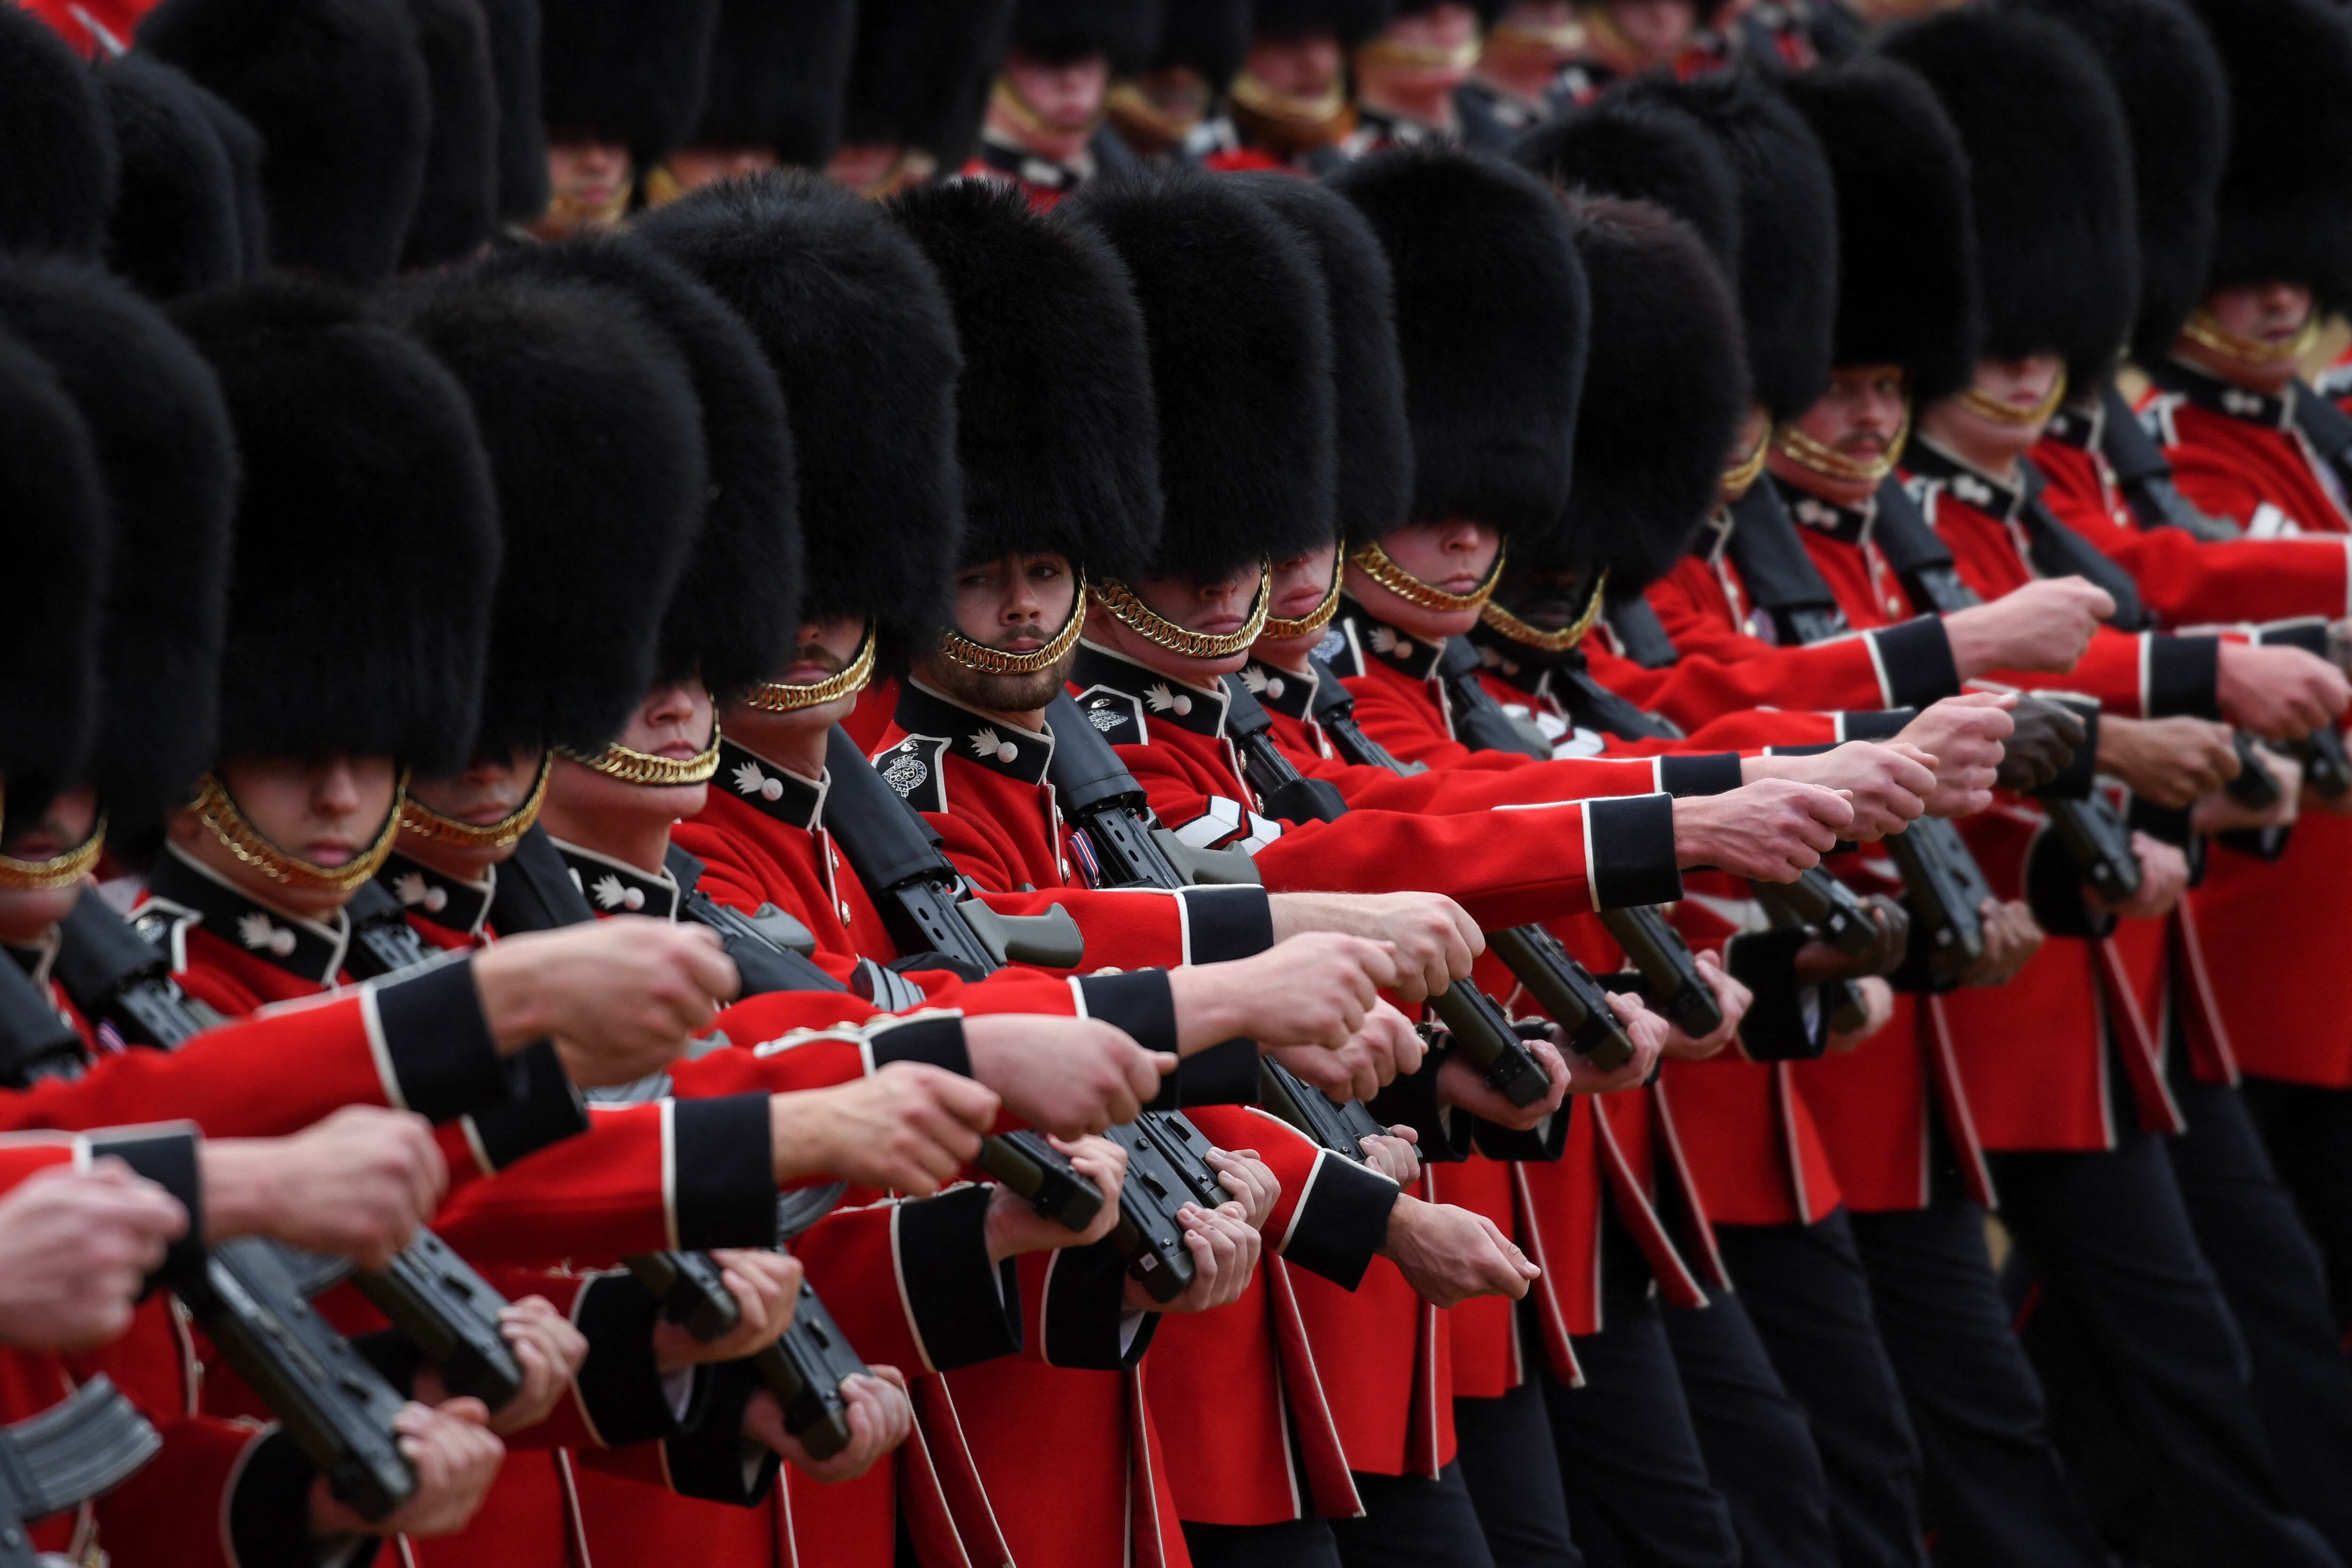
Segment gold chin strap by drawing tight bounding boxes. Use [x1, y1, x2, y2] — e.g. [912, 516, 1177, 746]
[556, 723, 723, 788]
[1093, 563, 1274, 659]
[990, 74, 1105, 139]
[746, 621, 880, 713]
[1772, 407, 1912, 488]
[1260, 558, 1345, 641]
[1721, 425, 1771, 498]
[1954, 369, 2068, 428]
[398, 752, 552, 852]
[2180, 307, 2320, 368]
[1487, 16, 1589, 53]
[1228, 71, 1354, 151]
[190, 771, 407, 894]
[847, 148, 937, 200]
[937, 576, 1090, 675]
[1347, 537, 1509, 613]
[539, 178, 632, 235]
[1105, 79, 1207, 147]
[637, 163, 685, 208]
[0, 816, 106, 892]
[1479, 568, 1609, 654]
[1356, 32, 1484, 70]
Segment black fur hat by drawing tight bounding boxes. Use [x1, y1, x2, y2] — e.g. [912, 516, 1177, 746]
[842, 0, 1020, 162]
[400, 0, 501, 269]
[891, 180, 1159, 582]
[1781, 57, 1980, 404]
[477, 0, 549, 222]
[1011, 0, 1166, 68]
[635, 172, 962, 652]
[0, 327, 105, 799]
[1619, 68, 1836, 422]
[1332, 146, 1588, 538]
[1545, 197, 1746, 590]
[539, 0, 722, 169]
[1152, 0, 1252, 87]
[2182, 0, 2352, 308]
[1062, 164, 1330, 583]
[0, 6, 116, 259]
[0, 260, 237, 831]
[140, 0, 432, 287]
[2015, 0, 2226, 366]
[1510, 91, 1740, 279]
[479, 235, 800, 702]
[95, 54, 244, 300]
[188, 80, 270, 274]
[691, 0, 860, 165]
[1229, 173, 1411, 549]
[1253, 0, 1391, 47]
[166, 276, 499, 768]
[389, 271, 707, 756]
[1879, 6, 2137, 387]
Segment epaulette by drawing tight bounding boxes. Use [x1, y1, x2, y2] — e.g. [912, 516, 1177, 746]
[1070, 686, 1150, 746]
[871, 733, 950, 814]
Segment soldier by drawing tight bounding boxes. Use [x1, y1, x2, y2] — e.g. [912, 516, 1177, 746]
[961, 0, 1158, 206]
[1345, 0, 1487, 150]
[533, 0, 719, 228]
[1217, 0, 1395, 170]
[1454, 1, 1581, 147]
[666, 0, 860, 191]
[1104, 0, 1255, 161]
[826, 0, 1021, 198]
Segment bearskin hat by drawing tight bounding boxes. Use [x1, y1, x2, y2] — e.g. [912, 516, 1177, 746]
[1332, 146, 1588, 537]
[890, 180, 1159, 583]
[2016, 0, 2226, 366]
[1544, 197, 1746, 590]
[477, 0, 549, 222]
[843, 0, 1020, 162]
[1061, 165, 1330, 583]
[389, 271, 707, 756]
[400, 0, 501, 269]
[539, 0, 723, 169]
[1011, 0, 1165, 68]
[1619, 68, 1836, 422]
[1253, 0, 1391, 47]
[1879, 7, 2137, 388]
[1152, 0, 1253, 87]
[479, 236, 800, 702]
[94, 54, 244, 300]
[189, 79, 270, 273]
[1510, 92, 1740, 278]
[690, 0, 860, 166]
[1780, 57, 1980, 404]
[2181, 0, 2352, 308]
[1230, 173, 1411, 549]
[0, 328, 105, 801]
[0, 261, 237, 831]
[166, 277, 499, 769]
[140, 0, 430, 286]
[0, 6, 116, 259]
[635, 173, 962, 651]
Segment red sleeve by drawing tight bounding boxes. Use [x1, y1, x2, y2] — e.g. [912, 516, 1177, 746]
[0, 1135, 81, 1192]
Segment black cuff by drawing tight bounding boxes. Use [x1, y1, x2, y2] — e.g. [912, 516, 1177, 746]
[2147, 635, 2222, 721]
[1724, 928, 1826, 1063]
[867, 1013, 973, 1079]
[1178, 885, 1276, 962]
[2025, 826, 2112, 940]
[1589, 795, 1683, 909]
[1658, 753, 1744, 798]
[2039, 703, 2102, 800]
[897, 1185, 1022, 1371]
[229, 1425, 380, 1568]
[1839, 709, 1915, 741]
[662, 1360, 778, 1507]
[1040, 1238, 1158, 1369]
[1283, 1154, 1402, 1291]
[671, 1095, 778, 1250]
[1871, 617, 1963, 708]
[1169, 1037, 1259, 1109]
[460, 1039, 590, 1172]
[1078, 971, 1179, 1057]
[2252, 616, 2330, 656]
[371, 955, 511, 1123]
[88, 1125, 206, 1289]
[571, 1272, 684, 1446]
[1763, 742, 1838, 758]
[1366, 1044, 1462, 1162]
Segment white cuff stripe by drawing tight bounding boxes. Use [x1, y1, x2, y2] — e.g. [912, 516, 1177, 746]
[358, 985, 406, 1113]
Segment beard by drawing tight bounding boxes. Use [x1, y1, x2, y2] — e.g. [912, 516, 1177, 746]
[918, 650, 1079, 717]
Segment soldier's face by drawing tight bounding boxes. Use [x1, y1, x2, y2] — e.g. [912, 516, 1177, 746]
[920, 554, 1081, 717]
[0, 784, 97, 944]
[1347, 517, 1502, 639]
[1270, 546, 1341, 618]
[536, 140, 631, 239]
[1493, 560, 1587, 632]
[403, 743, 547, 878]
[668, 145, 779, 194]
[1362, 5, 1482, 92]
[1246, 33, 1343, 96]
[173, 756, 399, 919]
[1003, 48, 1112, 131]
[1597, 0, 1696, 66]
[1768, 364, 1906, 506]
[1922, 353, 2062, 475]
[542, 681, 715, 866]
[2194, 282, 2315, 395]
[1093, 566, 1263, 681]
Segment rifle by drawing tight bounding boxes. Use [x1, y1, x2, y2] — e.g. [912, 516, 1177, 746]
[2041, 794, 2142, 906]
[0, 955, 90, 1090]
[1753, 868, 1882, 958]
[2227, 732, 2282, 811]
[51, 894, 227, 1051]
[294, 1231, 526, 1409]
[2098, 382, 2240, 541]
[0, 1377, 160, 1567]
[1883, 819, 1993, 987]
[2294, 728, 2352, 802]
[1042, 694, 1262, 890]
[1100, 1119, 1223, 1303]
[1599, 906, 1726, 1039]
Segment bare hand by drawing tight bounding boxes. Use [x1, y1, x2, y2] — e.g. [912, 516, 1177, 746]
[1744, 742, 1934, 841]
[310, 1399, 503, 1538]
[2218, 642, 2352, 741]
[204, 1106, 446, 1269]
[1557, 995, 1665, 1093]
[963, 1015, 1170, 1139]
[652, 1250, 803, 1373]
[1437, 1029, 1569, 1129]
[1660, 952, 1749, 1061]
[1989, 696, 2081, 796]
[1674, 781, 1856, 881]
[1826, 977, 1895, 1053]
[1358, 1127, 1423, 1186]
[1173, 933, 1400, 1052]
[1126, 1202, 1260, 1313]
[744, 1366, 912, 1482]
[1899, 691, 2018, 811]
[2191, 743, 2302, 835]
[1380, 1196, 1538, 1308]
[2088, 833, 2188, 922]
[1205, 1148, 1280, 1229]
[0, 1162, 185, 1351]
[1791, 895, 1910, 983]
[985, 1134, 1127, 1260]
[474, 920, 739, 1086]
[1959, 899, 2042, 988]
[414, 1295, 588, 1435]
[2097, 716, 2239, 808]
[770, 1064, 1001, 1194]
[1269, 891, 1484, 1003]
[1944, 577, 2113, 677]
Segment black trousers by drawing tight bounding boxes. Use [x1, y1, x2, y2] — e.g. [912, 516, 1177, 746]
[1540, 1215, 1742, 1568]
[2239, 1075, 2352, 1337]
[1847, 1196, 2104, 1568]
[1661, 1282, 1838, 1568]
[1183, 1516, 1345, 1568]
[1711, 1210, 1929, 1568]
[1454, 1380, 1581, 1568]
[1994, 1120, 2341, 1568]
[1183, 1466, 1497, 1568]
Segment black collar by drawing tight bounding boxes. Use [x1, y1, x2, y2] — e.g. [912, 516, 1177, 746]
[377, 852, 494, 940]
[1774, 477, 1876, 546]
[1236, 659, 1317, 721]
[974, 131, 1088, 194]
[893, 679, 1056, 785]
[1464, 625, 1550, 695]
[2148, 357, 2295, 431]
[1348, 103, 1454, 154]
[146, 845, 351, 985]
[1902, 436, 2035, 524]
[1330, 597, 1447, 681]
[715, 739, 826, 832]
[547, 839, 681, 920]
[2042, 398, 2104, 451]
[1067, 641, 1232, 740]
